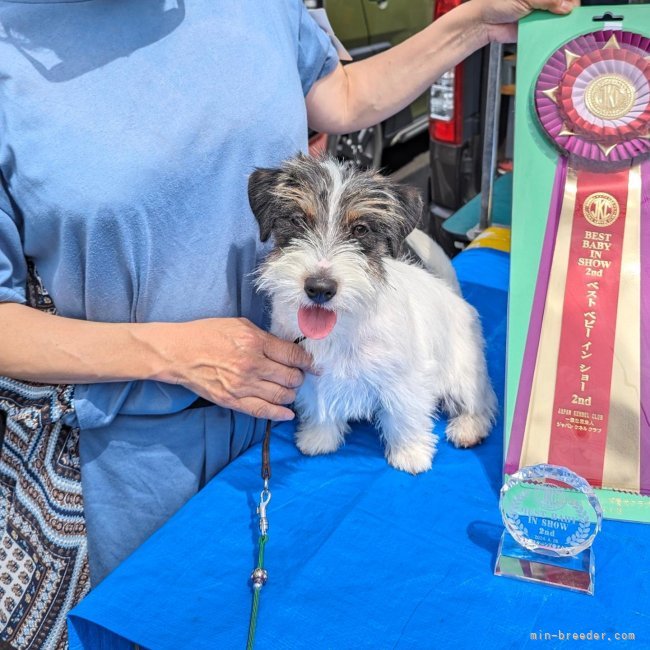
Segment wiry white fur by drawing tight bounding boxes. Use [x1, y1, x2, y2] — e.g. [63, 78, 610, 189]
[324, 158, 345, 224]
[405, 228, 461, 295]
[256, 233, 376, 318]
[258, 233, 497, 475]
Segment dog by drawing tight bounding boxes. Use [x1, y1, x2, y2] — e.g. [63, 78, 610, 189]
[248, 154, 496, 474]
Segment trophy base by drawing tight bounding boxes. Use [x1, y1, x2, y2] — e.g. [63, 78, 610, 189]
[494, 531, 595, 595]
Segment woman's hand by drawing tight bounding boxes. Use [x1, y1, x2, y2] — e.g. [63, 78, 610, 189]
[473, 0, 580, 44]
[154, 318, 313, 422]
[0, 305, 311, 422]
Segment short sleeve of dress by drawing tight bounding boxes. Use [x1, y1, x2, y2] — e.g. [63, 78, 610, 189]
[0, 197, 27, 305]
[296, 3, 339, 96]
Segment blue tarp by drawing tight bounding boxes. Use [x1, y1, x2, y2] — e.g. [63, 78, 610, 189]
[68, 249, 650, 649]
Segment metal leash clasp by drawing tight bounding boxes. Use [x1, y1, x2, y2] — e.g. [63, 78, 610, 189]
[257, 479, 272, 536]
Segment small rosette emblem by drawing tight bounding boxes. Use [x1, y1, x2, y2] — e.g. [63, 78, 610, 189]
[536, 30, 650, 164]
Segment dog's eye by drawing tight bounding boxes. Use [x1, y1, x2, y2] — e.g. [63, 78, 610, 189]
[289, 214, 303, 228]
[352, 224, 369, 237]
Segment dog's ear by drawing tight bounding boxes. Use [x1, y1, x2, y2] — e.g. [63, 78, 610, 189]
[386, 184, 424, 257]
[248, 167, 282, 242]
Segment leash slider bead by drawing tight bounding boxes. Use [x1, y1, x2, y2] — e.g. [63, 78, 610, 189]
[251, 568, 268, 590]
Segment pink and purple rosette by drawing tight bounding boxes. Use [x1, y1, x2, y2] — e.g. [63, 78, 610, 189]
[506, 30, 650, 495]
[536, 29, 650, 164]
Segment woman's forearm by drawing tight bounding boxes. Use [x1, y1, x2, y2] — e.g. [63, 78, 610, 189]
[0, 302, 168, 384]
[306, 0, 577, 134]
[306, 1, 487, 134]
[0, 303, 313, 421]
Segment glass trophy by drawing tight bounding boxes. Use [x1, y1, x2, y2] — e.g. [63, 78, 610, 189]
[494, 464, 602, 595]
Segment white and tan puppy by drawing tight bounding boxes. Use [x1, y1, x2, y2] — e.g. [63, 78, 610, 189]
[248, 155, 496, 474]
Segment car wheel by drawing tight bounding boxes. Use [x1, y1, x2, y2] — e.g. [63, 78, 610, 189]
[326, 123, 383, 169]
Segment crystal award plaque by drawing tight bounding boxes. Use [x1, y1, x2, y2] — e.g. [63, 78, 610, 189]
[494, 464, 602, 594]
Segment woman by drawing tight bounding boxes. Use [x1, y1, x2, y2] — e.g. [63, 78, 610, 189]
[0, 0, 576, 645]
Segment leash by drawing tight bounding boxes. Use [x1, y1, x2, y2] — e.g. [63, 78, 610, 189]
[246, 418, 272, 650]
[246, 336, 305, 650]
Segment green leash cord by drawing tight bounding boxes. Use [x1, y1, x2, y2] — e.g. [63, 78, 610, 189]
[246, 339, 303, 649]
[246, 533, 269, 650]
[246, 420, 272, 650]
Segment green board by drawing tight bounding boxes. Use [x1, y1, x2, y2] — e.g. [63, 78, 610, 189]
[506, 5, 650, 523]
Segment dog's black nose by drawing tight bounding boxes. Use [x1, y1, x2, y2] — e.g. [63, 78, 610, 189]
[304, 277, 338, 304]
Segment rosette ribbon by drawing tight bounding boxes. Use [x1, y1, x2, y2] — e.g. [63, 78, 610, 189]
[506, 30, 650, 493]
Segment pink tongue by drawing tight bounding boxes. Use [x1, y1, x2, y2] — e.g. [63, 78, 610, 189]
[298, 305, 337, 339]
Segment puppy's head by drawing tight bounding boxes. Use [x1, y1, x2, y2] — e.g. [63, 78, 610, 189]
[248, 154, 422, 340]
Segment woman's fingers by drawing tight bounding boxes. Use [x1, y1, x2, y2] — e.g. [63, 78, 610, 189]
[481, 0, 580, 43]
[169, 318, 312, 421]
[529, 0, 579, 15]
[262, 332, 314, 373]
[251, 379, 297, 407]
[257, 358, 304, 389]
[235, 396, 296, 422]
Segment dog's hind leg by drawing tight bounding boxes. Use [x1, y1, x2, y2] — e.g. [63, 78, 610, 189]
[446, 410, 493, 448]
[439, 303, 498, 449]
[444, 356, 497, 449]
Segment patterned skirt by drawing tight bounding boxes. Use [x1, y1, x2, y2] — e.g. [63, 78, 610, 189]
[0, 263, 90, 649]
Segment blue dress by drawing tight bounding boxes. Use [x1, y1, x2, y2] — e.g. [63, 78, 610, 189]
[0, 0, 337, 584]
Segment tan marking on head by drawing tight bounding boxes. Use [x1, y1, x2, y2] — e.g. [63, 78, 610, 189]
[348, 197, 395, 216]
[343, 210, 363, 227]
[272, 182, 317, 223]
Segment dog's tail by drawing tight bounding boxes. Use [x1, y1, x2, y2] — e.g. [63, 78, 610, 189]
[405, 229, 461, 295]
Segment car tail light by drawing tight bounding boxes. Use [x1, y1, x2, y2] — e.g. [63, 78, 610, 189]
[433, 0, 462, 20]
[429, 0, 463, 145]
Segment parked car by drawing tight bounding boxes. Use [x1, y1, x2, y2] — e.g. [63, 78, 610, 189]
[427, 0, 487, 254]
[305, 0, 434, 168]
[427, 0, 648, 255]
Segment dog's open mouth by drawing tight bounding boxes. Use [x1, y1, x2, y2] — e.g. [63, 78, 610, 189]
[298, 305, 337, 339]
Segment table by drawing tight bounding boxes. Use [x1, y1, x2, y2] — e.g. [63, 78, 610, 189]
[67, 248, 650, 650]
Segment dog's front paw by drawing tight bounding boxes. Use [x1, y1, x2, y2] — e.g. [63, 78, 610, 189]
[385, 437, 437, 475]
[446, 413, 490, 448]
[296, 422, 347, 456]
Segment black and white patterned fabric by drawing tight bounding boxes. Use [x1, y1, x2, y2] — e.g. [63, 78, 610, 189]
[0, 262, 89, 649]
